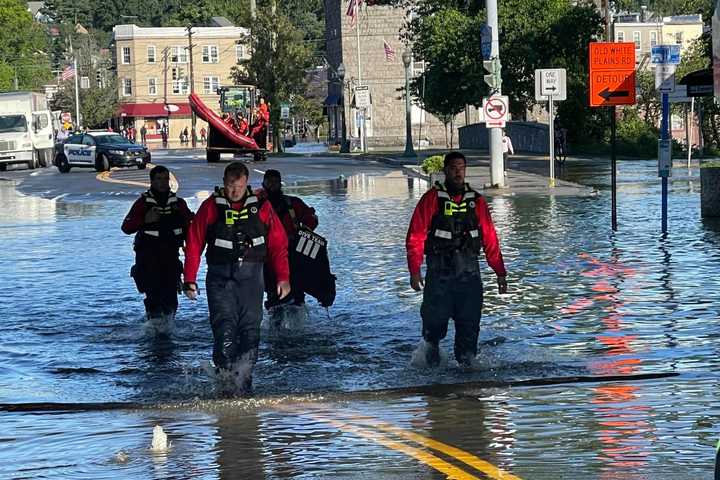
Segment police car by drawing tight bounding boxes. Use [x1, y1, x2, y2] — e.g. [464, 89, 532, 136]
[54, 131, 151, 173]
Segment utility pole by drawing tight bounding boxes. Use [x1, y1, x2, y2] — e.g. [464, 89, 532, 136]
[187, 25, 197, 147]
[355, 7, 366, 152]
[162, 47, 169, 107]
[486, 0, 504, 187]
[250, 0, 256, 20]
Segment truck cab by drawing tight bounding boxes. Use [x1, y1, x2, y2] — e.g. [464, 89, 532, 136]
[0, 92, 54, 171]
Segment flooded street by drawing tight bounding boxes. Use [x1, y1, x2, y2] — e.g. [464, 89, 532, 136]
[2, 156, 720, 479]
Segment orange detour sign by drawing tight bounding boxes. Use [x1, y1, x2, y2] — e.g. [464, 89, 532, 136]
[589, 42, 637, 107]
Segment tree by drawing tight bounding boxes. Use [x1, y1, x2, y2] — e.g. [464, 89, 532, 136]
[50, 78, 119, 128]
[0, 0, 52, 91]
[230, 8, 313, 152]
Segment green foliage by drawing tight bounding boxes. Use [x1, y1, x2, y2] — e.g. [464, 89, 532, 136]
[230, 8, 313, 151]
[51, 78, 119, 128]
[0, 0, 52, 92]
[421, 155, 445, 174]
[614, 108, 660, 157]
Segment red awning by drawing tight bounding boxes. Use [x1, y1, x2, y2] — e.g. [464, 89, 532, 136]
[118, 102, 192, 117]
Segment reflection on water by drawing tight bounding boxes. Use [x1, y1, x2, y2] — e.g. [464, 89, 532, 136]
[2, 159, 720, 478]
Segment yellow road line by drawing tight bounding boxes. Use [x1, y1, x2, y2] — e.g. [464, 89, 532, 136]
[307, 414, 480, 480]
[95, 164, 179, 191]
[372, 422, 522, 480]
[278, 404, 521, 480]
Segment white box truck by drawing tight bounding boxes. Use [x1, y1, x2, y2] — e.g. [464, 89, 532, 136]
[0, 92, 54, 171]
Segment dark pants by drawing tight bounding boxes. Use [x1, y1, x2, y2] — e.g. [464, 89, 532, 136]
[421, 254, 483, 364]
[132, 249, 181, 318]
[206, 261, 264, 371]
[263, 261, 305, 309]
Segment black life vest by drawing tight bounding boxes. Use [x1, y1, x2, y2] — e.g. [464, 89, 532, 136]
[136, 190, 186, 250]
[424, 181, 483, 257]
[206, 186, 267, 264]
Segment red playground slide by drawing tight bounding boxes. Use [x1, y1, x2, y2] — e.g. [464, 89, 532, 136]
[188, 93, 260, 150]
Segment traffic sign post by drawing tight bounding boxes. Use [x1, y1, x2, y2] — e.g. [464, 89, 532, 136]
[652, 45, 681, 234]
[589, 42, 637, 231]
[355, 85, 370, 109]
[535, 69, 567, 188]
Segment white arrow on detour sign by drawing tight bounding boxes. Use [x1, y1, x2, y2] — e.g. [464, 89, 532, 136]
[483, 95, 509, 128]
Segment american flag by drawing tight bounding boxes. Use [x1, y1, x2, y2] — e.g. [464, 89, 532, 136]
[346, 0, 363, 28]
[383, 40, 396, 62]
[61, 65, 75, 81]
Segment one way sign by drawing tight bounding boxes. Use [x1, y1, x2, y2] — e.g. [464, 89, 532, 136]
[535, 69, 567, 101]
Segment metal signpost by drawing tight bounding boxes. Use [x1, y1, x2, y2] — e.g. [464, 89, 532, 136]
[354, 85, 370, 152]
[652, 44, 681, 234]
[589, 42, 637, 231]
[535, 68, 566, 187]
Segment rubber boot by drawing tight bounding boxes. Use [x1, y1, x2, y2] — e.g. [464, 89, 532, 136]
[146, 310, 175, 338]
[425, 341, 440, 367]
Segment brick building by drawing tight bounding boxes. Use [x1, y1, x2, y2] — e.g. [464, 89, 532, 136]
[324, 1, 477, 149]
[111, 22, 249, 142]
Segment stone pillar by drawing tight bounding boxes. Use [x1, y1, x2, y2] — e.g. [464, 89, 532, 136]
[701, 162, 720, 217]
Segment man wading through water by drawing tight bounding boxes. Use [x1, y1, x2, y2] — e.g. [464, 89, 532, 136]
[122, 165, 194, 336]
[183, 162, 290, 396]
[406, 152, 508, 367]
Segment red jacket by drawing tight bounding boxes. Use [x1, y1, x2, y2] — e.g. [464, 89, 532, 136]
[121, 193, 194, 235]
[183, 193, 289, 284]
[255, 189, 318, 236]
[406, 188, 506, 277]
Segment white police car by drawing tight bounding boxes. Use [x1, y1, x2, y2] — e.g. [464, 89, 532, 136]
[54, 131, 151, 173]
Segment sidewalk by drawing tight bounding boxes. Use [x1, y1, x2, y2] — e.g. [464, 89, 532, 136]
[361, 150, 596, 197]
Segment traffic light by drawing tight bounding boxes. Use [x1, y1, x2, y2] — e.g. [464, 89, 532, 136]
[483, 58, 502, 91]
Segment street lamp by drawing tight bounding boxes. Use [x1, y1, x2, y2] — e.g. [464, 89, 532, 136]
[402, 49, 416, 157]
[337, 62, 349, 153]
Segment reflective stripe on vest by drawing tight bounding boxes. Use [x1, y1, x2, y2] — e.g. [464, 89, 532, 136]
[215, 238, 234, 249]
[434, 229, 452, 239]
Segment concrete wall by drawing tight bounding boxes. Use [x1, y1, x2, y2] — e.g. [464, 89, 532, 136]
[459, 122, 550, 154]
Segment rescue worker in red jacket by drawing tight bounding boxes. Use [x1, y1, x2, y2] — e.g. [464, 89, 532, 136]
[122, 165, 194, 336]
[406, 152, 508, 368]
[257, 169, 318, 308]
[183, 162, 290, 395]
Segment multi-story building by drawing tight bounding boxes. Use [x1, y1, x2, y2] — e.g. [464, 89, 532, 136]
[613, 13, 703, 68]
[324, 1, 477, 149]
[111, 21, 249, 142]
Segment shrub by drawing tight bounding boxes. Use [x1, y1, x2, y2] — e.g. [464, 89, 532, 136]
[421, 155, 444, 174]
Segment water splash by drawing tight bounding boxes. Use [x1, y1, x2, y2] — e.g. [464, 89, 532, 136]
[143, 311, 175, 339]
[410, 339, 448, 369]
[262, 304, 308, 333]
[149, 425, 171, 453]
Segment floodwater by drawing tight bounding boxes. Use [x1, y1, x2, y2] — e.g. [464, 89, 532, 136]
[2, 158, 720, 479]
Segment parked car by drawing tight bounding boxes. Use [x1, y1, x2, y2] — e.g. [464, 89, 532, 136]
[54, 131, 150, 173]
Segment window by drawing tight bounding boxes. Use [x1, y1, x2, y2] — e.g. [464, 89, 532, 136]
[147, 46, 156, 63]
[650, 31, 658, 47]
[170, 46, 188, 64]
[203, 76, 219, 94]
[171, 68, 188, 95]
[202, 45, 219, 63]
[675, 32, 683, 45]
[122, 47, 131, 64]
[148, 78, 157, 96]
[67, 134, 83, 144]
[633, 31, 641, 50]
[235, 44, 244, 61]
[122, 78, 132, 96]
[81, 135, 95, 146]
[616, 31, 625, 42]
[32, 113, 49, 130]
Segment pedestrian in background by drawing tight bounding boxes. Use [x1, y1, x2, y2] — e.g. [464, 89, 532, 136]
[200, 126, 207, 144]
[501, 131, 514, 176]
[140, 125, 147, 145]
[406, 151, 507, 368]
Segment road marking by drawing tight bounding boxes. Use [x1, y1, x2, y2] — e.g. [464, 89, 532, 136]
[253, 168, 265, 175]
[278, 404, 522, 480]
[96, 164, 179, 191]
[305, 414, 480, 479]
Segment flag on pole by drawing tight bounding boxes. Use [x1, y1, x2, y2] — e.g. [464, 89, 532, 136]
[61, 65, 75, 81]
[383, 40, 396, 62]
[346, 0, 363, 28]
